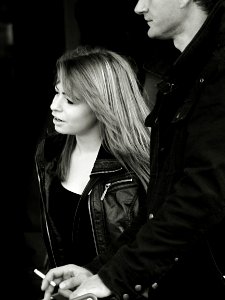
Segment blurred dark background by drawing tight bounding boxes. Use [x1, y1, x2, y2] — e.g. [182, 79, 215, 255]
[0, 0, 170, 299]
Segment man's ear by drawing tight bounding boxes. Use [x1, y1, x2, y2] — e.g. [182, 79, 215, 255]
[179, 0, 192, 9]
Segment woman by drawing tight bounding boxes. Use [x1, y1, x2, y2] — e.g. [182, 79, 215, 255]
[35, 45, 150, 273]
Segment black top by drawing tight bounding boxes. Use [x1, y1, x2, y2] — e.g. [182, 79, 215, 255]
[49, 177, 97, 265]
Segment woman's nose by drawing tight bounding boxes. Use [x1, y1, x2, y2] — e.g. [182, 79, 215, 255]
[134, 0, 148, 15]
[50, 94, 62, 111]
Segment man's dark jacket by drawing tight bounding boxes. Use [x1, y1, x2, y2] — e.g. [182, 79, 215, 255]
[88, 1, 225, 299]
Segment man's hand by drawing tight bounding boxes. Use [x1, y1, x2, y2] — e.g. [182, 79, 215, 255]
[41, 264, 93, 300]
[60, 274, 112, 299]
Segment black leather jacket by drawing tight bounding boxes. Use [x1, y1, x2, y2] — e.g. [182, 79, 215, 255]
[35, 133, 147, 269]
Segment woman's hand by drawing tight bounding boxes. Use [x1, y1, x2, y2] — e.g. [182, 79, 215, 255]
[62, 274, 112, 300]
[41, 264, 93, 300]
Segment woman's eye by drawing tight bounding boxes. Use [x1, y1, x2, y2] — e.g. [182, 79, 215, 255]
[66, 98, 74, 104]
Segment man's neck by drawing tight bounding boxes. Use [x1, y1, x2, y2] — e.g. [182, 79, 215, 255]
[174, 6, 208, 52]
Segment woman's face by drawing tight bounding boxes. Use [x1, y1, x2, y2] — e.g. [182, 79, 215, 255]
[50, 81, 98, 136]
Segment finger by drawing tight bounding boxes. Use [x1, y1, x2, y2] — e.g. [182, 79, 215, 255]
[69, 290, 81, 300]
[68, 283, 92, 300]
[43, 289, 55, 300]
[68, 290, 93, 300]
[59, 275, 87, 291]
[42, 277, 61, 291]
[58, 288, 72, 298]
[42, 266, 72, 290]
[41, 282, 55, 295]
[44, 266, 65, 283]
[63, 272, 73, 281]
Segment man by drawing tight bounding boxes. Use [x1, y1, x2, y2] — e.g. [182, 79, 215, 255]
[42, 0, 225, 299]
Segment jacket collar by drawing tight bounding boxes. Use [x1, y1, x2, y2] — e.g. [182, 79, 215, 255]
[169, 0, 225, 86]
[144, 0, 225, 86]
[41, 133, 123, 175]
[91, 145, 123, 175]
[145, 0, 225, 127]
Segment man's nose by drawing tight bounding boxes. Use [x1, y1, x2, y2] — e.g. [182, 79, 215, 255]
[134, 0, 148, 15]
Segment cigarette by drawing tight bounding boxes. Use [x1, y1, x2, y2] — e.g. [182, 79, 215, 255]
[34, 269, 56, 287]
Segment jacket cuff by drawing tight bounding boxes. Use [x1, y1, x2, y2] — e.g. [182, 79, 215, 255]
[98, 252, 148, 300]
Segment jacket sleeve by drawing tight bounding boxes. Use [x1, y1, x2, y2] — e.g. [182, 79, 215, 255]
[96, 70, 225, 298]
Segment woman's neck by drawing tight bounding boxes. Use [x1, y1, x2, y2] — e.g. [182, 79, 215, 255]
[75, 125, 102, 154]
[62, 126, 102, 194]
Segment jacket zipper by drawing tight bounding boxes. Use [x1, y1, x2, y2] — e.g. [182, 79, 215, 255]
[88, 189, 99, 255]
[100, 178, 133, 201]
[44, 215, 57, 266]
[91, 167, 123, 175]
[88, 178, 133, 253]
[36, 164, 57, 267]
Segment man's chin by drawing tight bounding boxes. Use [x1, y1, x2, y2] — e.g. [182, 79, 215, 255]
[147, 29, 163, 40]
[147, 28, 155, 38]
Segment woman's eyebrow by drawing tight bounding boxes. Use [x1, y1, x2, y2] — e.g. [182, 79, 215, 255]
[54, 85, 66, 95]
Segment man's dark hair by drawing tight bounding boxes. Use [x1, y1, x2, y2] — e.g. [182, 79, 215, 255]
[194, 0, 222, 12]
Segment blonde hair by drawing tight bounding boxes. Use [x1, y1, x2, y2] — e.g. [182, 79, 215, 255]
[56, 45, 150, 190]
